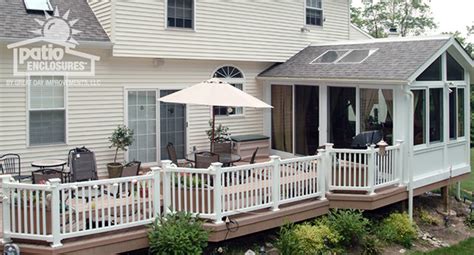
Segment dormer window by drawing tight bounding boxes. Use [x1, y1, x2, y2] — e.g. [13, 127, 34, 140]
[306, 0, 323, 26]
[167, 0, 194, 29]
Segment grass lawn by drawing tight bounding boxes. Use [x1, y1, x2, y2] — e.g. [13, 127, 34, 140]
[459, 148, 474, 199]
[411, 237, 474, 255]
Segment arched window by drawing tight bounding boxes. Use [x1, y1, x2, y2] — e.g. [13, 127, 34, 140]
[212, 66, 244, 116]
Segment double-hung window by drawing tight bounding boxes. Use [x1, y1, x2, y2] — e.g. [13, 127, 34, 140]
[306, 0, 323, 26]
[167, 0, 194, 29]
[29, 76, 66, 146]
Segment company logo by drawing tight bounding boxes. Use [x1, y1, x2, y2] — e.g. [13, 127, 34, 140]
[7, 7, 100, 77]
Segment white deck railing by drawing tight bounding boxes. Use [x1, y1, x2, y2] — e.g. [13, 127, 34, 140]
[1, 142, 403, 247]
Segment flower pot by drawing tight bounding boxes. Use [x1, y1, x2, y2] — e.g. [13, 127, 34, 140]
[107, 163, 123, 178]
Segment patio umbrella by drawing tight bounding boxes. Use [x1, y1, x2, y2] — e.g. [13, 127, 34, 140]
[159, 78, 272, 148]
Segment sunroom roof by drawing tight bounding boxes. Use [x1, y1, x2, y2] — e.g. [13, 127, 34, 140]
[259, 36, 458, 82]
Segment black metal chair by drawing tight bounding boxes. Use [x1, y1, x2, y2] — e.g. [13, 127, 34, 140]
[0, 154, 30, 182]
[249, 147, 259, 164]
[167, 143, 193, 167]
[32, 169, 64, 184]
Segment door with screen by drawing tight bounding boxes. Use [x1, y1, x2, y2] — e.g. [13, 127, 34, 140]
[160, 90, 187, 160]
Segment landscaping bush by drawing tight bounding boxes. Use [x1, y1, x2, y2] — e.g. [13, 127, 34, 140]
[361, 235, 383, 255]
[378, 212, 417, 248]
[148, 211, 209, 255]
[275, 223, 299, 255]
[417, 208, 441, 226]
[326, 209, 369, 248]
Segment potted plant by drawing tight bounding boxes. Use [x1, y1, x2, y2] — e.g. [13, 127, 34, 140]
[205, 120, 231, 151]
[107, 125, 134, 178]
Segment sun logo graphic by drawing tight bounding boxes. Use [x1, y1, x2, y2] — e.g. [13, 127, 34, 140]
[7, 6, 100, 77]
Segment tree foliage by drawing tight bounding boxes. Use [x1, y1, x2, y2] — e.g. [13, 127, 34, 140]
[351, 0, 437, 38]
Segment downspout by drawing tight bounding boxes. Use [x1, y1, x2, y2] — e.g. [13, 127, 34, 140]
[403, 85, 415, 222]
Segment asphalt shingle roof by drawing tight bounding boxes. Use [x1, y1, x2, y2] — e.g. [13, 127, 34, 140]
[259, 37, 451, 81]
[0, 0, 110, 42]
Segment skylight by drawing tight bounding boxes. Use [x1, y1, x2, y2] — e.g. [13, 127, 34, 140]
[311, 49, 378, 64]
[338, 49, 378, 64]
[311, 50, 349, 64]
[24, 0, 53, 12]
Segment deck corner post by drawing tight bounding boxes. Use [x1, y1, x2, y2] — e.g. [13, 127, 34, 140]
[395, 140, 404, 187]
[161, 160, 173, 215]
[49, 178, 63, 248]
[211, 162, 224, 224]
[1, 175, 12, 244]
[316, 149, 327, 200]
[151, 167, 162, 218]
[270, 155, 281, 211]
[324, 143, 334, 192]
[367, 144, 376, 195]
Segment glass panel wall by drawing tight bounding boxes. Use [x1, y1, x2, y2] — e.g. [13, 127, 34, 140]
[413, 90, 426, 145]
[295, 85, 319, 155]
[429, 88, 443, 142]
[360, 89, 393, 143]
[449, 89, 457, 139]
[271, 85, 293, 153]
[329, 87, 356, 148]
[457, 88, 465, 137]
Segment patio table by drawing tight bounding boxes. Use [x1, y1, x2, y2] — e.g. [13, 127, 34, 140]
[185, 151, 241, 167]
[31, 159, 67, 170]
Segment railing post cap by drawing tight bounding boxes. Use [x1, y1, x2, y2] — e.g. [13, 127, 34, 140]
[211, 162, 223, 167]
[1, 174, 12, 181]
[48, 178, 61, 186]
[325, 143, 334, 148]
[161, 160, 173, 165]
[269, 155, 281, 160]
[396, 139, 404, 144]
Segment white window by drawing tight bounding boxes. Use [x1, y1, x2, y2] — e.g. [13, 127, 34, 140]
[29, 76, 66, 146]
[212, 66, 244, 116]
[167, 0, 194, 29]
[306, 0, 323, 26]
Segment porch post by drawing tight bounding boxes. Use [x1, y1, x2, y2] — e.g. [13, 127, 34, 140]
[396, 140, 404, 187]
[211, 162, 224, 224]
[1, 175, 12, 244]
[151, 167, 161, 217]
[161, 160, 173, 215]
[49, 178, 63, 248]
[367, 144, 376, 195]
[316, 148, 327, 200]
[325, 143, 334, 192]
[270, 155, 281, 211]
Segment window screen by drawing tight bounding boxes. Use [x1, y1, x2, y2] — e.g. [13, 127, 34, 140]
[29, 76, 66, 145]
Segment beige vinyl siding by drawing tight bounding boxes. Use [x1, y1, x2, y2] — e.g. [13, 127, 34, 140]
[349, 24, 373, 40]
[87, 0, 113, 38]
[0, 45, 269, 177]
[112, 0, 350, 62]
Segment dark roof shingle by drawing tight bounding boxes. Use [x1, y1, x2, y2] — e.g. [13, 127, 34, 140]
[0, 0, 110, 42]
[259, 37, 451, 81]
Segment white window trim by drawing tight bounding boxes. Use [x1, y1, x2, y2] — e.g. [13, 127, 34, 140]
[211, 65, 246, 118]
[26, 75, 68, 148]
[164, 0, 197, 31]
[305, 0, 323, 27]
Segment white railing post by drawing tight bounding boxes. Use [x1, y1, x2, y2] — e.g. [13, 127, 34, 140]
[49, 178, 63, 248]
[270, 155, 281, 211]
[316, 149, 327, 200]
[1, 175, 12, 244]
[396, 140, 404, 187]
[211, 162, 223, 224]
[367, 145, 376, 195]
[325, 143, 334, 192]
[151, 167, 161, 217]
[161, 160, 172, 215]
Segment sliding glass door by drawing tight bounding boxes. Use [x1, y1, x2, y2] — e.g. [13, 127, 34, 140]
[271, 85, 319, 156]
[328, 87, 356, 148]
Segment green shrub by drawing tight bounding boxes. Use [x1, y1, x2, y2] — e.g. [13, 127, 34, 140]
[148, 211, 209, 255]
[418, 209, 441, 226]
[326, 209, 369, 247]
[276, 222, 341, 255]
[378, 213, 417, 248]
[275, 223, 299, 255]
[361, 235, 383, 255]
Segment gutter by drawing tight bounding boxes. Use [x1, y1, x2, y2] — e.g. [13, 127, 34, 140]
[257, 76, 409, 86]
[0, 37, 113, 49]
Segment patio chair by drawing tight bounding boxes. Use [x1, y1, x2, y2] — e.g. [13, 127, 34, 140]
[32, 169, 64, 184]
[67, 147, 100, 202]
[195, 152, 219, 169]
[167, 143, 193, 167]
[0, 153, 30, 182]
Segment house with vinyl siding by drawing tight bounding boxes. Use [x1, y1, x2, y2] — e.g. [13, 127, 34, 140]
[0, 0, 473, 254]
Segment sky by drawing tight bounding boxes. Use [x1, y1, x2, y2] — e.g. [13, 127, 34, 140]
[352, 0, 474, 43]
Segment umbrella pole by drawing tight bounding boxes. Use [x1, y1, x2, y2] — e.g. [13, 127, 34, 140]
[211, 106, 215, 151]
